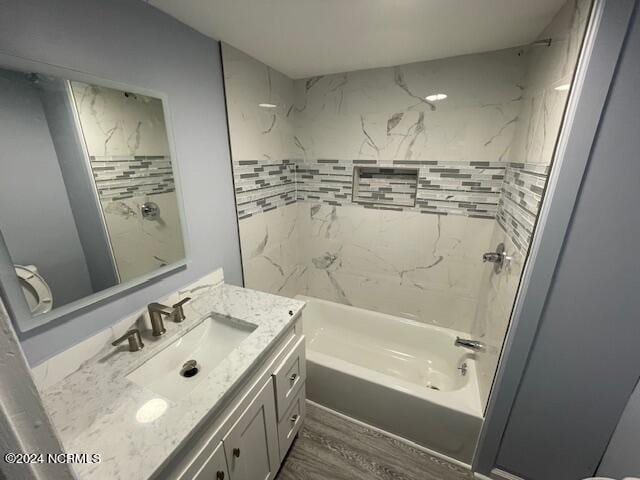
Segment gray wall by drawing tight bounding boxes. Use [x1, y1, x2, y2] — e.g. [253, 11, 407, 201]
[0, 69, 94, 307]
[598, 379, 640, 477]
[0, 0, 242, 365]
[495, 4, 640, 479]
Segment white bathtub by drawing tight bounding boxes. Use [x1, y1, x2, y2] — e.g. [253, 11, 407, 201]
[298, 295, 483, 464]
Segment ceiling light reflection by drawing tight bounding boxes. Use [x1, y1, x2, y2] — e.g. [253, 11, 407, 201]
[425, 93, 448, 102]
[135, 398, 168, 424]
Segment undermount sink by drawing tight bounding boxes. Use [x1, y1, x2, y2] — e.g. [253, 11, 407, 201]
[126, 314, 257, 401]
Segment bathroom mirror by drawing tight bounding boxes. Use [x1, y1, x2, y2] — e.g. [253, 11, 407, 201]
[0, 66, 187, 331]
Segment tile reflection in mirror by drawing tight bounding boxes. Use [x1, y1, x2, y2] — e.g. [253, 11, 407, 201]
[70, 81, 185, 283]
[0, 68, 186, 324]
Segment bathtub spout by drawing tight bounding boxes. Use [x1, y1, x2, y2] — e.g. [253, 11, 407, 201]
[454, 337, 485, 351]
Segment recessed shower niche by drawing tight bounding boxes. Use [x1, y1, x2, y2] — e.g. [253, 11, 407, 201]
[352, 167, 418, 208]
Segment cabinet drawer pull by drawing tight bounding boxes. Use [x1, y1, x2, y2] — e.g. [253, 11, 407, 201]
[233, 448, 241, 458]
[289, 373, 298, 383]
[289, 414, 299, 423]
[216, 472, 225, 480]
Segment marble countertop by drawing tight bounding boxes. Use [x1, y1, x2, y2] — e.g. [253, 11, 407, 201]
[40, 280, 305, 480]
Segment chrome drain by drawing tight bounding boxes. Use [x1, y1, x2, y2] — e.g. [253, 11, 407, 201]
[180, 359, 199, 378]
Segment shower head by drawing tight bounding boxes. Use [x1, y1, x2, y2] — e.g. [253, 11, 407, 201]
[529, 38, 553, 47]
[517, 38, 552, 57]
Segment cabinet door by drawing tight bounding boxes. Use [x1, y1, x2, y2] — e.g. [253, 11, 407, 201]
[223, 379, 279, 480]
[193, 441, 229, 480]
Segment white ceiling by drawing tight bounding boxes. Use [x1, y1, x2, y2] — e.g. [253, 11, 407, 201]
[147, 0, 567, 79]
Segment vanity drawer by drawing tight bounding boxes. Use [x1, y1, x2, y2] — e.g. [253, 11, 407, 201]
[277, 386, 305, 461]
[272, 335, 306, 420]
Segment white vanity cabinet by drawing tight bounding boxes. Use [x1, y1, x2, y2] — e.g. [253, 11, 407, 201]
[223, 379, 279, 480]
[191, 442, 228, 480]
[166, 324, 306, 480]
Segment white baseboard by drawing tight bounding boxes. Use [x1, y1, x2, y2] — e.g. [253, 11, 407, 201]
[306, 399, 473, 471]
[489, 468, 524, 480]
[474, 473, 493, 480]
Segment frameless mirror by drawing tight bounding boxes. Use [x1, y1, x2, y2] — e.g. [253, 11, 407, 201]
[0, 67, 186, 330]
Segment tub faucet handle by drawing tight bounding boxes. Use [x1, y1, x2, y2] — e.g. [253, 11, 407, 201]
[482, 252, 503, 262]
[482, 242, 512, 274]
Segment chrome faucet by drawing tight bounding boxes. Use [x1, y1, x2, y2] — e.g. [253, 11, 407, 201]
[454, 337, 485, 351]
[147, 297, 192, 337]
[482, 252, 503, 263]
[112, 329, 144, 352]
[482, 242, 511, 274]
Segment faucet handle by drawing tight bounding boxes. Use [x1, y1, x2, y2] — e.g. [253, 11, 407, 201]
[171, 297, 192, 323]
[112, 329, 144, 352]
[482, 242, 511, 274]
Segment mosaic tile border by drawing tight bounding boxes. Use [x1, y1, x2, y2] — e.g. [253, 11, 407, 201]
[233, 159, 296, 219]
[496, 163, 550, 253]
[232, 159, 549, 234]
[297, 159, 505, 218]
[90, 155, 175, 201]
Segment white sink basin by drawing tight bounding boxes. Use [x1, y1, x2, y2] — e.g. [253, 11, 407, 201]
[127, 314, 257, 401]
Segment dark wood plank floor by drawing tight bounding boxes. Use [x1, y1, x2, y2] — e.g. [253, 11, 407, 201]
[276, 403, 474, 480]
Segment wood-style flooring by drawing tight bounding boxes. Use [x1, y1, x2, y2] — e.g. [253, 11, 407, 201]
[276, 403, 474, 480]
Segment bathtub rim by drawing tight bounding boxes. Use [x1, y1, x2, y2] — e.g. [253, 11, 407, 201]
[296, 293, 475, 340]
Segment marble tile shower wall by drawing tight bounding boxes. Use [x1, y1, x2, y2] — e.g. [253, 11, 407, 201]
[222, 43, 302, 296]
[292, 46, 527, 222]
[491, 0, 591, 257]
[283, 47, 532, 331]
[223, 42, 553, 332]
[472, 0, 592, 408]
[230, 46, 536, 223]
[299, 203, 494, 331]
[223, 0, 589, 410]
